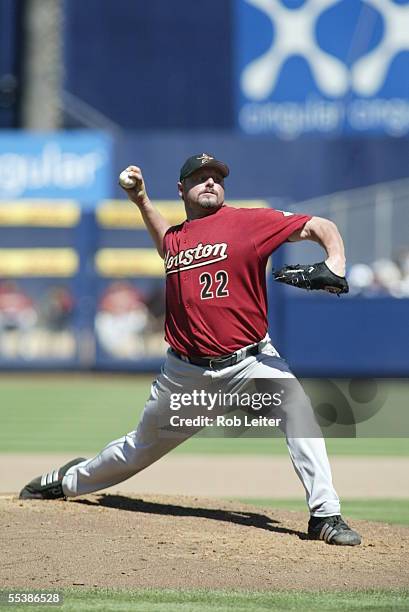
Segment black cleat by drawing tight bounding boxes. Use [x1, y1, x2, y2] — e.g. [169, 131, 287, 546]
[308, 514, 362, 546]
[19, 457, 87, 500]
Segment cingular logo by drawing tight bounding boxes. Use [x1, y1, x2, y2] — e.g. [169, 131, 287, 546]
[0, 144, 104, 198]
[238, 0, 409, 137]
[351, 0, 409, 97]
[241, 0, 349, 101]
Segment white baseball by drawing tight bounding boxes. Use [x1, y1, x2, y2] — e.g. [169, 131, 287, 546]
[119, 170, 137, 189]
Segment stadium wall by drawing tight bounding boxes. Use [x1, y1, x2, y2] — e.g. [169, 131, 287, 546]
[0, 202, 407, 376]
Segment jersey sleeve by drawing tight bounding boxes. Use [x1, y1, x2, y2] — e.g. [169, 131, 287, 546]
[248, 208, 312, 260]
[163, 222, 183, 255]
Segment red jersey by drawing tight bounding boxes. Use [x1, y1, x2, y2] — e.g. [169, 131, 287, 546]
[163, 205, 311, 357]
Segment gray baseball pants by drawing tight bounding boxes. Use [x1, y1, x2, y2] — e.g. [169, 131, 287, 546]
[63, 337, 340, 517]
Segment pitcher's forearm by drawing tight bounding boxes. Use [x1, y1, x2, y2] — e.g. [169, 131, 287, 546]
[119, 165, 171, 258]
[310, 219, 345, 269]
[137, 199, 171, 258]
[289, 216, 346, 276]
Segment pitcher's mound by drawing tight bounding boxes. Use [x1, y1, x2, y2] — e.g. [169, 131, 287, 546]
[1, 494, 408, 591]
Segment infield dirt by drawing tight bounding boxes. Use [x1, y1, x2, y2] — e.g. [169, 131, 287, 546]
[1, 494, 408, 591]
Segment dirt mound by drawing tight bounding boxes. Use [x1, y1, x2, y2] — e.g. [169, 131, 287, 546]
[1, 494, 408, 591]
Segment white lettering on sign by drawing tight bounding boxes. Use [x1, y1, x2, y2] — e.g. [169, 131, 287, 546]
[0, 143, 104, 198]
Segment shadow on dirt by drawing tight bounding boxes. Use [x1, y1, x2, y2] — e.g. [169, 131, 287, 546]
[73, 494, 307, 539]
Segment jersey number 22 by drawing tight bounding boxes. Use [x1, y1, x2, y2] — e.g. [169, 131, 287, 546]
[199, 270, 229, 300]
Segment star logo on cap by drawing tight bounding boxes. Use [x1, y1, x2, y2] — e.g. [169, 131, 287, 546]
[197, 153, 214, 165]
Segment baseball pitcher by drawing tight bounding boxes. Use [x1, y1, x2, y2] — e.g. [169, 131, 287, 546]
[20, 153, 360, 546]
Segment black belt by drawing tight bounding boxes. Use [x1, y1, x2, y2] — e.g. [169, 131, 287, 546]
[172, 342, 262, 370]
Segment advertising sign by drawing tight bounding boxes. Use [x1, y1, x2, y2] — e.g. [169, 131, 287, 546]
[236, 0, 409, 138]
[0, 131, 112, 203]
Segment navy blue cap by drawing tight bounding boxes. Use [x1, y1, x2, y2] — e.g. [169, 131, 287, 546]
[179, 153, 229, 181]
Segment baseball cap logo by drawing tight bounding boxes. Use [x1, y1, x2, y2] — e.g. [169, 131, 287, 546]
[197, 153, 214, 164]
[179, 153, 229, 181]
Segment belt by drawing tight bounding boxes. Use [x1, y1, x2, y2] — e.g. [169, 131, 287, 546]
[172, 341, 262, 370]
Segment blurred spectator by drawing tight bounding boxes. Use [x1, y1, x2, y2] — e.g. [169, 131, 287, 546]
[395, 247, 409, 278]
[0, 281, 37, 332]
[347, 264, 375, 296]
[95, 281, 149, 358]
[371, 259, 402, 297]
[145, 281, 166, 332]
[0, 281, 38, 359]
[28, 285, 77, 359]
[347, 255, 409, 298]
[394, 247, 409, 296]
[144, 280, 167, 354]
[39, 286, 74, 331]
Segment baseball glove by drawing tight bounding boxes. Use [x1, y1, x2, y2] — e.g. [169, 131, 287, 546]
[273, 261, 349, 295]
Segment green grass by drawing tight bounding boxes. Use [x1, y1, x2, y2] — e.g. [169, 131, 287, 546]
[179, 437, 409, 456]
[0, 375, 408, 456]
[0, 375, 145, 453]
[234, 498, 409, 526]
[1, 588, 409, 612]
